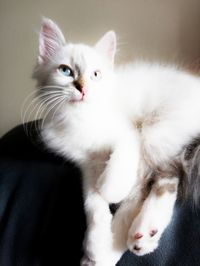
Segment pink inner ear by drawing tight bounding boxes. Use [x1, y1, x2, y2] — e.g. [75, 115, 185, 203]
[38, 30, 46, 62]
[39, 24, 57, 63]
[38, 19, 65, 64]
[95, 31, 116, 63]
[107, 36, 116, 59]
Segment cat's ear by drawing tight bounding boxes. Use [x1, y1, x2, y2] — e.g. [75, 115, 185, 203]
[95, 31, 116, 64]
[38, 18, 66, 64]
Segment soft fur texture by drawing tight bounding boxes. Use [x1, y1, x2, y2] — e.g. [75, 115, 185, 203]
[33, 18, 200, 266]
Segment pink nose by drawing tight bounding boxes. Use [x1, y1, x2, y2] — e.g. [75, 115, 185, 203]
[73, 81, 86, 96]
[80, 87, 86, 101]
[81, 87, 86, 96]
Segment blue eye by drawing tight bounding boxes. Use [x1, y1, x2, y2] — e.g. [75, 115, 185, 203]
[58, 64, 73, 77]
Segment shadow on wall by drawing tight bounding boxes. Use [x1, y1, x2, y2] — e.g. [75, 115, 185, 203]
[179, 0, 200, 70]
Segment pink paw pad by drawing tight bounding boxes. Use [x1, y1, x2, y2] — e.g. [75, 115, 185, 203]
[150, 229, 158, 237]
[133, 232, 143, 240]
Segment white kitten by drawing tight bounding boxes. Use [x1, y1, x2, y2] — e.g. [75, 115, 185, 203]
[33, 18, 200, 265]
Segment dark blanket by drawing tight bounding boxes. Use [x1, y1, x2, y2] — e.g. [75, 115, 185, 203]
[0, 122, 200, 266]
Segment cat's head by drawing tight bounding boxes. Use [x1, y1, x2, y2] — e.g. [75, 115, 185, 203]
[33, 18, 116, 106]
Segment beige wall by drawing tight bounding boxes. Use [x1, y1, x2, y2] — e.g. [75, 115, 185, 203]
[1, 0, 200, 136]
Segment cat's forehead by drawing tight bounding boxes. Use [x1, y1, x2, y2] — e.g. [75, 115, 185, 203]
[58, 44, 103, 71]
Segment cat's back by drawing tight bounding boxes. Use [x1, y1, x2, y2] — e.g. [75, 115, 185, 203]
[116, 61, 200, 115]
[115, 62, 200, 164]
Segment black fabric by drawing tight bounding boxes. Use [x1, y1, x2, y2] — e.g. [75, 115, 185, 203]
[0, 122, 200, 266]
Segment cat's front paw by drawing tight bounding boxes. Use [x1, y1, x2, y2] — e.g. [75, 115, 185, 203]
[127, 215, 160, 256]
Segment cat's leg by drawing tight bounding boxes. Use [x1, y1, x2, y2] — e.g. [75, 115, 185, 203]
[96, 130, 140, 203]
[81, 174, 121, 266]
[111, 190, 143, 260]
[127, 174, 178, 256]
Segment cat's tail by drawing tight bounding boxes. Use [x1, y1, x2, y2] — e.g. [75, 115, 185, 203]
[179, 138, 200, 207]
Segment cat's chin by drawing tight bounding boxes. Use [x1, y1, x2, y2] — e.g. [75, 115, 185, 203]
[69, 97, 85, 103]
[70, 93, 85, 103]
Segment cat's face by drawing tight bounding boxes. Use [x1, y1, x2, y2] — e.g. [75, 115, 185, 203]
[33, 18, 116, 107]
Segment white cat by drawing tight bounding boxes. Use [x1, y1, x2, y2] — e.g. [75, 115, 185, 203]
[33, 18, 200, 266]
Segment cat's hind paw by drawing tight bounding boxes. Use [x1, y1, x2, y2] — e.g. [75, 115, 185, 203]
[127, 226, 159, 256]
[127, 207, 161, 256]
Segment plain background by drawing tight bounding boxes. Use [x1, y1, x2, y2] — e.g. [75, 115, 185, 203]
[1, 0, 200, 136]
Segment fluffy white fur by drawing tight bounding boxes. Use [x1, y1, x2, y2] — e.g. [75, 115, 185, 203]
[33, 18, 200, 265]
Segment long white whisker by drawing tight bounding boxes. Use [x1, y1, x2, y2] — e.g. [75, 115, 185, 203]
[22, 97, 41, 136]
[21, 90, 37, 118]
[32, 97, 57, 137]
[22, 95, 46, 134]
[52, 96, 67, 121]
[22, 93, 62, 136]
[41, 96, 67, 130]
[21, 90, 38, 133]
[39, 85, 66, 91]
[22, 92, 43, 122]
[38, 93, 64, 105]
[38, 90, 66, 96]
[28, 93, 63, 120]
[34, 94, 63, 121]
[31, 95, 64, 138]
[21, 84, 72, 137]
